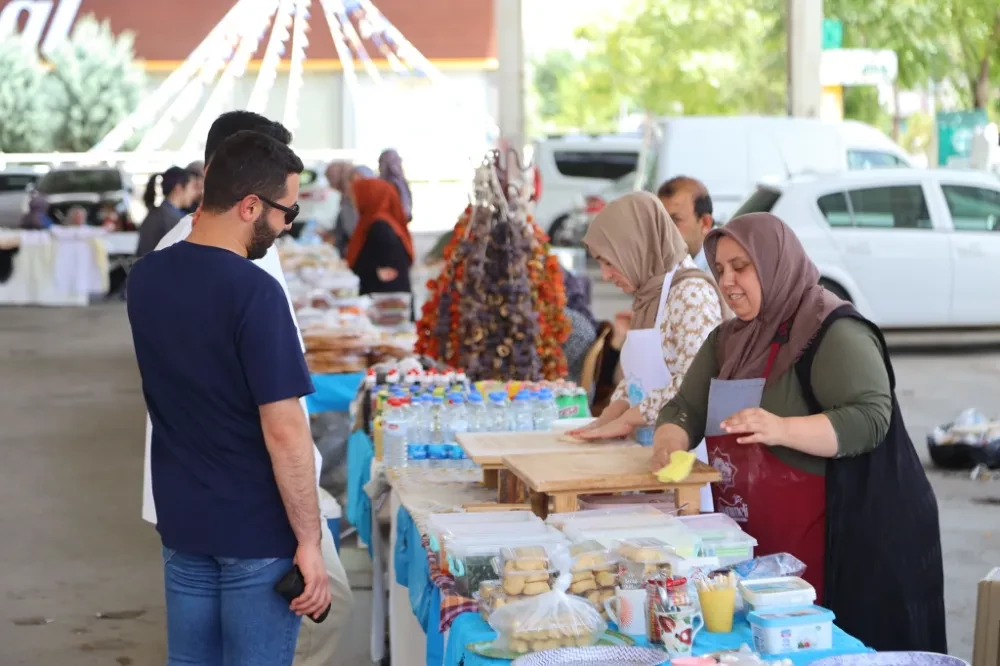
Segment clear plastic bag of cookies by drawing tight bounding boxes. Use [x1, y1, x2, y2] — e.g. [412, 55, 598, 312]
[487, 547, 607, 655]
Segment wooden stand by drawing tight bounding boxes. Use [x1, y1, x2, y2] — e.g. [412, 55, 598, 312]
[501, 448, 721, 519]
[456, 431, 639, 491]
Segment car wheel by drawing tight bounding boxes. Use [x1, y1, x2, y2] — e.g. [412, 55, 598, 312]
[820, 278, 851, 302]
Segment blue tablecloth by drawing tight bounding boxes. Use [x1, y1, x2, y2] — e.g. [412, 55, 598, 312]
[394, 507, 445, 665]
[444, 604, 873, 666]
[345, 429, 374, 555]
[305, 372, 364, 415]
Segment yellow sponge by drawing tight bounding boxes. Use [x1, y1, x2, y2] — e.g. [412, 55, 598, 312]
[656, 450, 697, 483]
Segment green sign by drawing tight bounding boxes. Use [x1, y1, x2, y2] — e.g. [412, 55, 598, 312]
[937, 110, 989, 166]
[822, 18, 843, 50]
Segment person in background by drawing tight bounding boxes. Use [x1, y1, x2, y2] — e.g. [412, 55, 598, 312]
[378, 148, 413, 223]
[657, 176, 714, 272]
[346, 177, 413, 297]
[136, 167, 198, 257]
[19, 196, 55, 230]
[66, 205, 88, 227]
[182, 160, 205, 215]
[561, 267, 598, 385]
[569, 193, 728, 513]
[145, 110, 354, 666]
[325, 161, 375, 256]
[127, 131, 329, 665]
[652, 213, 946, 652]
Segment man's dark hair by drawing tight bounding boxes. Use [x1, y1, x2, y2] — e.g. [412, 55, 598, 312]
[201, 131, 304, 214]
[657, 175, 713, 219]
[203, 111, 293, 164]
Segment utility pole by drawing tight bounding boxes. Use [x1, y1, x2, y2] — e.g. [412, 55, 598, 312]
[494, 0, 526, 152]
[787, 0, 823, 117]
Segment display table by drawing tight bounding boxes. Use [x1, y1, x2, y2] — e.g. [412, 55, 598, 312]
[443, 611, 872, 666]
[306, 372, 365, 415]
[0, 229, 109, 306]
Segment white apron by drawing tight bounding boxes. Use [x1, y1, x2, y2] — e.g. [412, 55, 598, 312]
[620, 270, 713, 513]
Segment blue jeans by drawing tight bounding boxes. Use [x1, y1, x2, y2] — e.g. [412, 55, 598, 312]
[162, 547, 301, 666]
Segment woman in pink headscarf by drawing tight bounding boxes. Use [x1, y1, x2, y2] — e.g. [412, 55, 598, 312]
[378, 149, 412, 223]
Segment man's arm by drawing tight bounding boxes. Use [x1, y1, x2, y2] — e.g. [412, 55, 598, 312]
[260, 398, 321, 547]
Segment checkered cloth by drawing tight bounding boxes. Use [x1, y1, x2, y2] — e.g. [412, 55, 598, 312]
[421, 534, 479, 633]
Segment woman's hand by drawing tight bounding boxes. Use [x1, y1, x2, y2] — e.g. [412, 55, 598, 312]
[566, 400, 629, 437]
[721, 408, 790, 446]
[651, 423, 691, 471]
[376, 266, 399, 282]
[574, 406, 645, 441]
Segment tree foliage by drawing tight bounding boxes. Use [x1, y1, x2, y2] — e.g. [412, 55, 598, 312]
[45, 15, 145, 152]
[532, 0, 1000, 132]
[0, 40, 52, 152]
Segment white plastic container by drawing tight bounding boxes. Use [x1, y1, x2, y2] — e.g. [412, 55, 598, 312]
[747, 605, 835, 655]
[739, 577, 817, 611]
[678, 513, 758, 565]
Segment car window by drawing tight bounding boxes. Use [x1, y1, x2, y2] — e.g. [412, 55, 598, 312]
[0, 174, 37, 193]
[552, 151, 638, 180]
[846, 185, 931, 230]
[37, 169, 124, 194]
[732, 188, 781, 216]
[941, 184, 1000, 231]
[817, 192, 852, 227]
[847, 150, 908, 170]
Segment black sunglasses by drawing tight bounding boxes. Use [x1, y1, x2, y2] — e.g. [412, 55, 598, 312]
[256, 194, 300, 225]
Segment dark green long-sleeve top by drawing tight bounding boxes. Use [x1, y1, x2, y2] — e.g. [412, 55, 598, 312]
[656, 317, 893, 475]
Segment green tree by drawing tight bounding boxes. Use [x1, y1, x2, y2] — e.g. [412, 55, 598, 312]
[0, 40, 52, 152]
[45, 15, 145, 152]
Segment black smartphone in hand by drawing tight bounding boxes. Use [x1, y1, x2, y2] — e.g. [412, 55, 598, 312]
[274, 565, 331, 623]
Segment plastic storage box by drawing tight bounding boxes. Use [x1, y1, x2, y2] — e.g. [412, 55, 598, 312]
[679, 513, 758, 565]
[748, 605, 834, 655]
[739, 577, 817, 611]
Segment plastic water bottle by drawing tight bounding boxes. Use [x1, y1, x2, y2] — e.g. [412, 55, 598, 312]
[512, 392, 535, 432]
[466, 391, 488, 433]
[445, 393, 470, 467]
[488, 391, 510, 432]
[426, 396, 449, 468]
[533, 388, 559, 431]
[383, 398, 408, 469]
[406, 395, 429, 469]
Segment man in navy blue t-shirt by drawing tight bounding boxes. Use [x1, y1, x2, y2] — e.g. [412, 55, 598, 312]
[127, 130, 330, 665]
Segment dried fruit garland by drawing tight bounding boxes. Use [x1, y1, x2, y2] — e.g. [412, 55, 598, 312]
[416, 206, 570, 381]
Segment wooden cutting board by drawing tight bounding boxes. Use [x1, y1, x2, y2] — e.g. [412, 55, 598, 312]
[456, 430, 639, 467]
[502, 447, 720, 493]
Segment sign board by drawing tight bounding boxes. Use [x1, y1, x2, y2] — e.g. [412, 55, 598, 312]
[822, 18, 843, 50]
[0, 0, 81, 58]
[937, 109, 989, 167]
[820, 49, 898, 87]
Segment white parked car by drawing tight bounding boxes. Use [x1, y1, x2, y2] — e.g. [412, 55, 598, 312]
[531, 134, 641, 243]
[733, 168, 1000, 329]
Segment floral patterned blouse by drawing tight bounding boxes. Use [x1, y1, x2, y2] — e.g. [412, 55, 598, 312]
[611, 257, 724, 426]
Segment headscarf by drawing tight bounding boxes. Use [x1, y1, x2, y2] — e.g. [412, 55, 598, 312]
[345, 178, 414, 268]
[583, 191, 725, 330]
[378, 149, 413, 222]
[20, 196, 51, 230]
[326, 160, 355, 194]
[561, 267, 597, 328]
[705, 212, 846, 386]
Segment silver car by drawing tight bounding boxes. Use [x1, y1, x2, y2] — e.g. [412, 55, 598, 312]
[0, 167, 43, 228]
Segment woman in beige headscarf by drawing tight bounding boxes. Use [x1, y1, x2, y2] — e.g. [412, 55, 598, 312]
[570, 193, 726, 499]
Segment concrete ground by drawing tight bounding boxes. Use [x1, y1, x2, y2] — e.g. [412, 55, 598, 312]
[0, 303, 997, 664]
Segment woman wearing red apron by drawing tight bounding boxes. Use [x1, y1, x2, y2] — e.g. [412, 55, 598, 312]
[651, 213, 946, 654]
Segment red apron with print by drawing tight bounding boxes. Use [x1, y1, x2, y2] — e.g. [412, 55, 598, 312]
[706, 335, 827, 600]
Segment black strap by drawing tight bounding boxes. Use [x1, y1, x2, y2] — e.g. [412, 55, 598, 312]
[794, 305, 896, 413]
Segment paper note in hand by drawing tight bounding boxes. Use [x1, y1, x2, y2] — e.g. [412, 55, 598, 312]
[705, 377, 766, 437]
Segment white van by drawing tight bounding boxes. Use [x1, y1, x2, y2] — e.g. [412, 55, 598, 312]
[634, 116, 913, 222]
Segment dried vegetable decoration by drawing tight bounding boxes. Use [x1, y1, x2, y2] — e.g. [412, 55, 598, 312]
[416, 152, 569, 380]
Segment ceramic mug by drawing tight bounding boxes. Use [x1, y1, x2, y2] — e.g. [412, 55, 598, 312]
[603, 588, 647, 637]
[656, 607, 704, 657]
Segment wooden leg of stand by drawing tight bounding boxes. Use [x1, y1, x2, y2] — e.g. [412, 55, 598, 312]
[676, 486, 700, 515]
[482, 468, 499, 489]
[550, 493, 579, 514]
[530, 492, 549, 519]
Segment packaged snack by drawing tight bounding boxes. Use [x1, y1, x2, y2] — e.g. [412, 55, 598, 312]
[615, 537, 678, 580]
[495, 546, 557, 598]
[488, 547, 607, 654]
[475, 580, 509, 620]
[567, 540, 618, 602]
